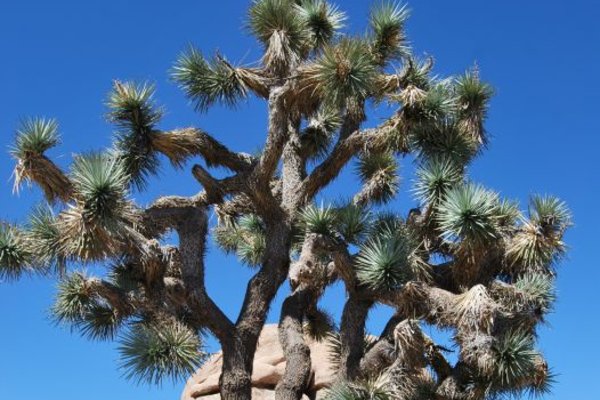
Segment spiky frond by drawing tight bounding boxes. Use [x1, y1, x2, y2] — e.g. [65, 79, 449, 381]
[58, 153, 140, 261]
[436, 183, 500, 246]
[10, 118, 72, 202]
[514, 273, 556, 314]
[505, 221, 565, 273]
[0, 224, 33, 281]
[301, 107, 342, 160]
[52, 271, 94, 323]
[236, 233, 266, 267]
[334, 203, 371, 245]
[108, 81, 162, 190]
[369, 2, 410, 65]
[296, 0, 346, 49]
[11, 118, 59, 159]
[26, 204, 65, 275]
[304, 38, 377, 111]
[491, 331, 539, 387]
[214, 215, 267, 267]
[412, 120, 479, 167]
[355, 229, 412, 291]
[70, 153, 130, 219]
[455, 70, 493, 145]
[249, 0, 308, 73]
[355, 151, 399, 205]
[118, 320, 205, 385]
[79, 303, 122, 341]
[172, 48, 249, 112]
[324, 374, 394, 400]
[529, 195, 572, 234]
[107, 81, 162, 133]
[299, 203, 338, 236]
[304, 308, 336, 342]
[413, 156, 463, 207]
[368, 212, 404, 239]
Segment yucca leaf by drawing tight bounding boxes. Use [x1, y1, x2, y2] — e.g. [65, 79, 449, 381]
[118, 319, 205, 385]
[299, 203, 338, 236]
[355, 229, 412, 291]
[369, 2, 410, 65]
[307, 38, 377, 110]
[26, 204, 65, 275]
[413, 156, 463, 207]
[172, 48, 248, 112]
[296, 0, 346, 49]
[436, 183, 500, 246]
[0, 224, 33, 281]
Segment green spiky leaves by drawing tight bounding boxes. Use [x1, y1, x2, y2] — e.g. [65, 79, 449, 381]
[214, 214, 266, 267]
[173, 48, 249, 112]
[0, 224, 33, 281]
[301, 107, 342, 161]
[455, 70, 493, 145]
[369, 2, 410, 65]
[436, 183, 501, 247]
[305, 38, 377, 112]
[529, 195, 572, 234]
[299, 203, 338, 236]
[413, 157, 463, 207]
[26, 205, 65, 275]
[491, 330, 540, 388]
[10, 118, 72, 203]
[58, 153, 140, 262]
[506, 196, 571, 273]
[11, 118, 59, 160]
[355, 151, 399, 206]
[355, 228, 412, 291]
[296, 0, 346, 49]
[108, 81, 162, 190]
[249, 0, 308, 73]
[118, 320, 205, 385]
[324, 375, 394, 400]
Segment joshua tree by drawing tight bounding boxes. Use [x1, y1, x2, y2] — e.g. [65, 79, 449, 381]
[0, 1, 571, 400]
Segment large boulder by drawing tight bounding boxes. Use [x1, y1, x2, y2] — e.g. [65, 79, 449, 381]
[181, 324, 335, 400]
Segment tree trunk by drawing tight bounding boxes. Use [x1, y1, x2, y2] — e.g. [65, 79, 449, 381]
[338, 295, 373, 380]
[276, 287, 313, 400]
[220, 335, 253, 400]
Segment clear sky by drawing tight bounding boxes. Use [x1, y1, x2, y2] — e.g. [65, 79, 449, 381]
[0, 1, 597, 399]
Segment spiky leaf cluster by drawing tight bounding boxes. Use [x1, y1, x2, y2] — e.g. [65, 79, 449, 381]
[296, 0, 346, 49]
[172, 48, 249, 112]
[369, 2, 410, 65]
[413, 156, 463, 207]
[306, 38, 377, 111]
[455, 70, 493, 145]
[58, 153, 139, 261]
[118, 319, 205, 385]
[108, 81, 162, 189]
[355, 228, 413, 291]
[214, 214, 267, 267]
[355, 151, 400, 205]
[436, 183, 501, 247]
[301, 107, 342, 160]
[506, 195, 571, 273]
[491, 330, 539, 387]
[0, 224, 32, 281]
[26, 205, 65, 274]
[324, 375, 394, 400]
[11, 118, 59, 160]
[249, 0, 308, 73]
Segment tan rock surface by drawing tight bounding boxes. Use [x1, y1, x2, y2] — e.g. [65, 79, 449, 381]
[181, 324, 335, 400]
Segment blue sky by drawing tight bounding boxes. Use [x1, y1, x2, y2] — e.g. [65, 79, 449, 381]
[0, 0, 597, 399]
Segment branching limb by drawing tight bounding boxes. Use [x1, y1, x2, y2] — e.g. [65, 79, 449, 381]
[153, 128, 255, 172]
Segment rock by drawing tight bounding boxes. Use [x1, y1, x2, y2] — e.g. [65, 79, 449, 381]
[181, 324, 336, 400]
